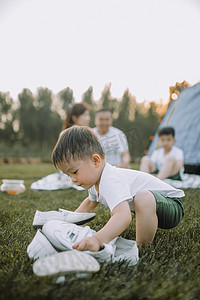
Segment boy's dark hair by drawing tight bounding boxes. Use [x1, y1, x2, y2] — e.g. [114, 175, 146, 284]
[158, 127, 175, 137]
[52, 126, 105, 168]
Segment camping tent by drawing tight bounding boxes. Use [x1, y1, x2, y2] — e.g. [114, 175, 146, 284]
[147, 82, 200, 175]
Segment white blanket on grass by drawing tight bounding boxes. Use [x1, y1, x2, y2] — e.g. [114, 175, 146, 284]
[30, 172, 84, 191]
[31, 172, 200, 191]
[164, 173, 200, 189]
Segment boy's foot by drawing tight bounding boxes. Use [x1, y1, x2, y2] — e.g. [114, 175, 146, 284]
[32, 209, 96, 228]
[33, 251, 100, 277]
[42, 220, 115, 263]
[27, 229, 58, 260]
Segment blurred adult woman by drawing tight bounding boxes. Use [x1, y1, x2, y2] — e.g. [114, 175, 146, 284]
[61, 102, 90, 132]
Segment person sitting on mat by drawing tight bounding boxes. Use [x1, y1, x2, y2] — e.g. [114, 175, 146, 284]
[140, 127, 184, 181]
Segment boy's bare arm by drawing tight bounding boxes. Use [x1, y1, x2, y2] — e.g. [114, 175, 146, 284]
[73, 200, 132, 251]
[94, 200, 132, 243]
[75, 197, 99, 213]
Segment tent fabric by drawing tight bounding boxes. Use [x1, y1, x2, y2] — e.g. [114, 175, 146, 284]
[147, 82, 200, 175]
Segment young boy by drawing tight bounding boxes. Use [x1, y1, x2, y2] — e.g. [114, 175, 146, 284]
[140, 127, 184, 180]
[52, 125, 184, 252]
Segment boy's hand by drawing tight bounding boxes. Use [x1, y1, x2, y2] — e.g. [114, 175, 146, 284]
[72, 236, 102, 252]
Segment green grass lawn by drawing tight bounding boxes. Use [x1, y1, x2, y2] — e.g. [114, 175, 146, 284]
[0, 163, 200, 300]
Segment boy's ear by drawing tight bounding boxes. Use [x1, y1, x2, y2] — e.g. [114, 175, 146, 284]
[92, 154, 101, 167]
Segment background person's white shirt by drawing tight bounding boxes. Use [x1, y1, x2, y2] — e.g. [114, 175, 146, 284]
[150, 146, 184, 173]
[93, 126, 129, 166]
[88, 163, 185, 212]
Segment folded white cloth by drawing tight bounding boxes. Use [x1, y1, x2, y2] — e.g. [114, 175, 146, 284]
[164, 173, 200, 188]
[30, 171, 84, 191]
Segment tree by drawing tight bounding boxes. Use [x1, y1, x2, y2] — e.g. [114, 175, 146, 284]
[82, 86, 97, 127]
[112, 90, 138, 160]
[99, 83, 117, 113]
[0, 92, 16, 144]
[131, 102, 161, 158]
[115, 89, 136, 130]
[58, 87, 75, 112]
[35, 87, 62, 155]
[18, 89, 37, 146]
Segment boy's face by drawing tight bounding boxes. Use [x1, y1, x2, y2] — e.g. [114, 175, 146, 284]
[158, 134, 175, 151]
[58, 155, 102, 190]
[95, 111, 112, 135]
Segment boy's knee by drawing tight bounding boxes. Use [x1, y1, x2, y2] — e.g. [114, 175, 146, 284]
[134, 191, 156, 212]
[141, 156, 151, 164]
[164, 156, 175, 164]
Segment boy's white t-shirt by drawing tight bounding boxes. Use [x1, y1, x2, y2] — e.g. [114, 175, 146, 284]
[92, 126, 129, 166]
[150, 146, 184, 172]
[88, 163, 185, 212]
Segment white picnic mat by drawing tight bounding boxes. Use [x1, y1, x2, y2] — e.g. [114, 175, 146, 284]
[30, 172, 84, 191]
[31, 171, 200, 191]
[164, 173, 200, 189]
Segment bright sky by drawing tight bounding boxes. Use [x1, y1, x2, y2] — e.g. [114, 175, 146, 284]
[0, 0, 200, 104]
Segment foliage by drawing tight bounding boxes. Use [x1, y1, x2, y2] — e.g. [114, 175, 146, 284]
[18, 89, 38, 146]
[34, 88, 62, 151]
[99, 84, 118, 113]
[57, 87, 75, 111]
[0, 92, 16, 144]
[113, 91, 161, 158]
[168, 80, 190, 106]
[82, 86, 97, 128]
[0, 162, 199, 300]
[0, 85, 167, 161]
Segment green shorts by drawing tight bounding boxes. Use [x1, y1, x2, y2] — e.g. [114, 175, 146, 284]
[150, 191, 184, 229]
[152, 169, 182, 181]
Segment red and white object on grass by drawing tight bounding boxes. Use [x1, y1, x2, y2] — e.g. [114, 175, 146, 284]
[1, 179, 26, 194]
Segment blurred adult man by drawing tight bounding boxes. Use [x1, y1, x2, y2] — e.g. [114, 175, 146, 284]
[93, 109, 130, 168]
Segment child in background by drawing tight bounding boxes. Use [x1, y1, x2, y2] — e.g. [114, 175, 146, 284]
[51, 126, 184, 251]
[140, 127, 184, 181]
